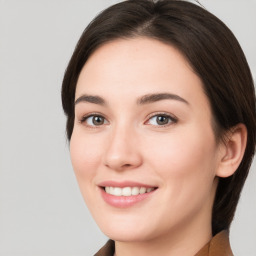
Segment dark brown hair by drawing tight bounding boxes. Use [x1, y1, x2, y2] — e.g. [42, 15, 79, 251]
[62, 0, 256, 235]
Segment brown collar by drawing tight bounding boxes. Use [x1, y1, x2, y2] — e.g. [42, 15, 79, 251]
[94, 230, 233, 256]
[94, 239, 115, 256]
[195, 230, 233, 256]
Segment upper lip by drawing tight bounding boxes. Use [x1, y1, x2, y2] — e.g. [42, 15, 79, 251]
[98, 180, 157, 188]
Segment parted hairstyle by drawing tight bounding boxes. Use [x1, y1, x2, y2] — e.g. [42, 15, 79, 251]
[62, 0, 256, 235]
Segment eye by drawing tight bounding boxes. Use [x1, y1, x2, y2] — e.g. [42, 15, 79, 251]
[80, 114, 108, 127]
[146, 113, 177, 126]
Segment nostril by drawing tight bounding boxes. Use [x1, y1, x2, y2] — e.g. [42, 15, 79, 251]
[123, 164, 132, 167]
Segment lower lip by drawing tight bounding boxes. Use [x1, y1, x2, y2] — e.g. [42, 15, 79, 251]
[100, 188, 156, 208]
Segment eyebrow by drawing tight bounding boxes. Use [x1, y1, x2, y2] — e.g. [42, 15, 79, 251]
[75, 94, 106, 106]
[74, 92, 189, 106]
[137, 93, 189, 105]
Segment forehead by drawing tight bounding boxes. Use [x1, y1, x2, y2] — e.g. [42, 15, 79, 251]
[76, 37, 206, 106]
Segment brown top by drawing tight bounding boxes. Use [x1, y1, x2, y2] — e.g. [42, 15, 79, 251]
[94, 230, 233, 256]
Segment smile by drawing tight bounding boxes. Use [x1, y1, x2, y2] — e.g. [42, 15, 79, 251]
[99, 182, 158, 208]
[105, 186, 155, 196]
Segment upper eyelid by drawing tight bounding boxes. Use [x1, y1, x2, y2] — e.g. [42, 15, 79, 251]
[145, 112, 178, 126]
[78, 111, 178, 124]
[80, 112, 106, 118]
[146, 112, 178, 120]
[79, 112, 108, 123]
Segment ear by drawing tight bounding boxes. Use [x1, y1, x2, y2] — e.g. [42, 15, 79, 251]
[216, 123, 247, 178]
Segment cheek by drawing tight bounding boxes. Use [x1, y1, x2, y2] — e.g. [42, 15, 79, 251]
[69, 131, 106, 211]
[148, 125, 217, 172]
[146, 129, 218, 223]
[144, 125, 218, 198]
[69, 132, 103, 180]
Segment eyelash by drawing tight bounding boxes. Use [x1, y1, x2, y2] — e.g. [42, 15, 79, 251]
[79, 112, 178, 128]
[145, 112, 178, 127]
[79, 113, 108, 128]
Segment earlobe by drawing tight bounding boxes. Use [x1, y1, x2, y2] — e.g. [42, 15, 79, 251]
[216, 123, 247, 178]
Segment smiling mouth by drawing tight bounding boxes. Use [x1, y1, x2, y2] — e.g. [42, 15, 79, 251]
[103, 186, 157, 196]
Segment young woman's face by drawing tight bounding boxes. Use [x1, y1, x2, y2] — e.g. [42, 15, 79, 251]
[70, 38, 222, 242]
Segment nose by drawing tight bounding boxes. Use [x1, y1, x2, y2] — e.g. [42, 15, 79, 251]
[103, 125, 143, 172]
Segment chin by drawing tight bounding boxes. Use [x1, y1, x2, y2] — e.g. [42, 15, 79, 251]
[93, 211, 166, 243]
[103, 227, 154, 242]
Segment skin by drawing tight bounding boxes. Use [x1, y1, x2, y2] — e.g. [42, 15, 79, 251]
[70, 38, 246, 256]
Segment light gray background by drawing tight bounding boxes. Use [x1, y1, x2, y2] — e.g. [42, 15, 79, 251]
[0, 0, 255, 255]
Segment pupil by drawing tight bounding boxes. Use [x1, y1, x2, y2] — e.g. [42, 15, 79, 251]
[157, 116, 168, 125]
[93, 116, 104, 125]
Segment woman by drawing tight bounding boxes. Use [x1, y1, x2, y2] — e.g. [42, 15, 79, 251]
[61, 0, 256, 255]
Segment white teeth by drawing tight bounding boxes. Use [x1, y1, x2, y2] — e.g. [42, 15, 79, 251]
[110, 187, 115, 195]
[104, 186, 155, 196]
[146, 188, 154, 193]
[114, 187, 122, 196]
[131, 187, 139, 195]
[139, 187, 146, 194]
[122, 187, 132, 196]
